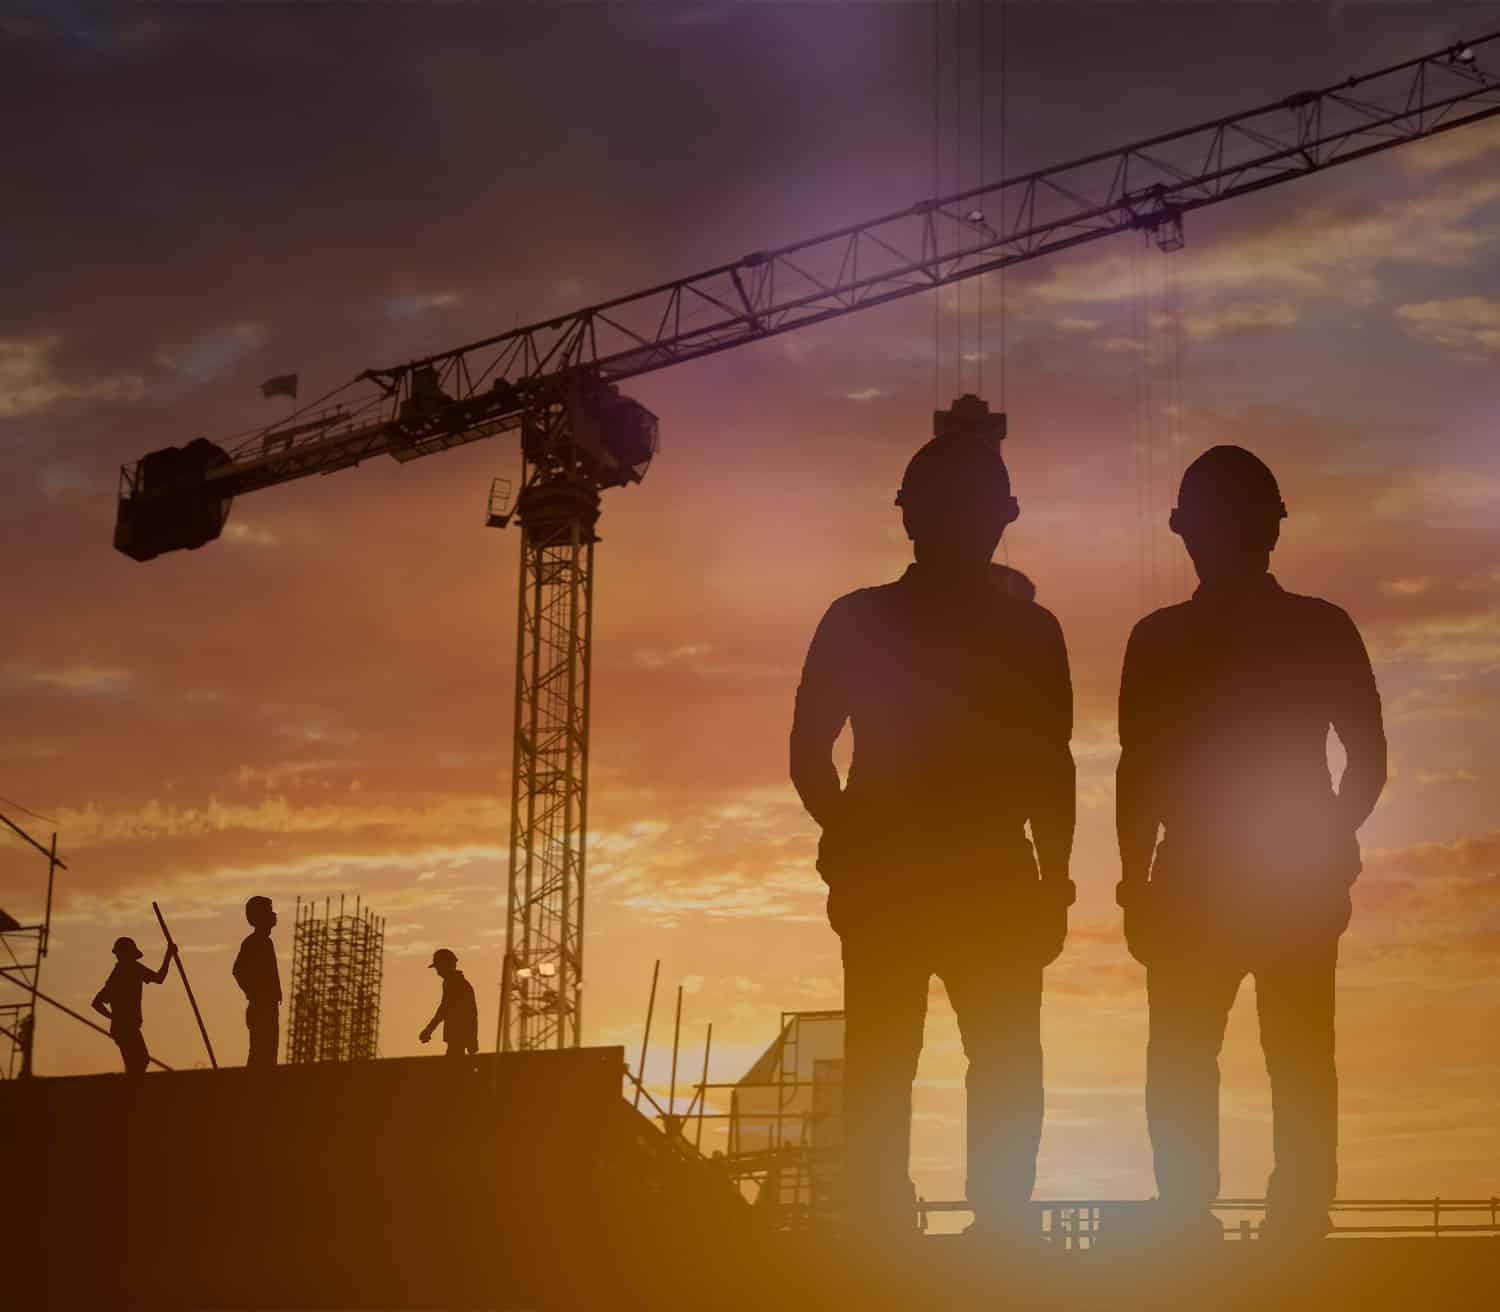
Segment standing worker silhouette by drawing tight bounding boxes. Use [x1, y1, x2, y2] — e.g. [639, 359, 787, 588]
[420, 948, 479, 1059]
[1116, 446, 1386, 1245]
[791, 396, 1077, 1243]
[92, 935, 176, 1075]
[233, 896, 282, 1068]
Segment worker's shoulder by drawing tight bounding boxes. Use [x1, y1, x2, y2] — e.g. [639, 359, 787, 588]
[827, 579, 902, 609]
[817, 580, 905, 631]
[983, 588, 1067, 657]
[1272, 585, 1356, 625]
[237, 929, 267, 954]
[1127, 599, 1194, 645]
[1270, 587, 1369, 655]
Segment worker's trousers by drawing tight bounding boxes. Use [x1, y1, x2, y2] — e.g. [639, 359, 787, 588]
[246, 1001, 280, 1068]
[1146, 935, 1340, 1222]
[112, 1024, 149, 1076]
[839, 915, 1044, 1230]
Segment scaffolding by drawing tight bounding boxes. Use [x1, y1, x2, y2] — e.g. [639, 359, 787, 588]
[286, 895, 385, 1064]
[0, 812, 62, 1079]
[0, 910, 41, 1079]
[695, 1010, 846, 1230]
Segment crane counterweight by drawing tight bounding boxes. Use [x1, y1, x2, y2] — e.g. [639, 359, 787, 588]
[113, 437, 235, 562]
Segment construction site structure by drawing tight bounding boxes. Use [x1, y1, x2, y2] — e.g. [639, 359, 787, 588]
[286, 895, 385, 1064]
[703, 1010, 847, 1229]
[0, 813, 63, 1079]
[110, 35, 1500, 1054]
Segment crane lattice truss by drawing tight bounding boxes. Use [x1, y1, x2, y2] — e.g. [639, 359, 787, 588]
[114, 35, 1500, 1052]
[494, 405, 600, 1050]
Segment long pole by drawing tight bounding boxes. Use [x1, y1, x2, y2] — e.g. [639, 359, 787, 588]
[667, 983, 683, 1136]
[695, 1021, 713, 1153]
[632, 959, 659, 1110]
[0, 965, 172, 1070]
[152, 902, 217, 1069]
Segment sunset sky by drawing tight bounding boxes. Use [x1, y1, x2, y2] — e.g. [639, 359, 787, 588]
[3, 2, 1498, 1211]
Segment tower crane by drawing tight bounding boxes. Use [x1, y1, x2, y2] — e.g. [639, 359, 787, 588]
[114, 34, 1500, 1053]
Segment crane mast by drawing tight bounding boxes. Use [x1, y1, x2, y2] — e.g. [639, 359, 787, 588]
[113, 35, 1500, 1052]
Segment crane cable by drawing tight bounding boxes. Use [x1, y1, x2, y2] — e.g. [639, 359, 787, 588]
[1169, 246, 1188, 602]
[932, 0, 941, 412]
[1132, 219, 1191, 611]
[933, 2, 1007, 409]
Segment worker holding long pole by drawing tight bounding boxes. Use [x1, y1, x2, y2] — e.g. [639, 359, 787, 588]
[91, 935, 176, 1076]
[0, 964, 173, 1070]
[153, 901, 217, 1069]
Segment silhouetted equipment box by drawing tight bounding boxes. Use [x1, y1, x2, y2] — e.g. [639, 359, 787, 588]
[3, 1048, 753, 1310]
[114, 437, 234, 561]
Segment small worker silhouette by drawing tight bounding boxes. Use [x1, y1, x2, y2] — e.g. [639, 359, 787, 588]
[233, 896, 282, 1068]
[17, 1012, 34, 1079]
[790, 395, 1077, 1242]
[420, 948, 479, 1059]
[1116, 445, 1387, 1246]
[91, 935, 176, 1075]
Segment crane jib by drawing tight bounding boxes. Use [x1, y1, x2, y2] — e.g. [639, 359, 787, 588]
[113, 30, 1500, 566]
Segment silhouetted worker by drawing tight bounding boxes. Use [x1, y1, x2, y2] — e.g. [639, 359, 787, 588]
[91, 935, 176, 1075]
[1116, 445, 1386, 1246]
[420, 948, 478, 1058]
[791, 395, 1077, 1242]
[233, 895, 281, 1068]
[17, 1012, 34, 1078]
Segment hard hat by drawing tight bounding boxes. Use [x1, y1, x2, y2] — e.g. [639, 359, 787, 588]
[896, 435, 1014, 520]
[896, 394, 1016, 523]
[1172, 445, 1286, 531]
[429, 948, 458, 971]
[112, 936, 143, 960]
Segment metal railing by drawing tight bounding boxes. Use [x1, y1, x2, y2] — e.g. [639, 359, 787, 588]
[914, 1197, 1500, 1247]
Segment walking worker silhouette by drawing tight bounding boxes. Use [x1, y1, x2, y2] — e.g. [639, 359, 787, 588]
[92, 935, 175, 1075]
[1116, 445, 1386, 1245]
[791, 395, 1077, 1242]
[233, 895, 282, 1068]
[420, 948, 479, 1059]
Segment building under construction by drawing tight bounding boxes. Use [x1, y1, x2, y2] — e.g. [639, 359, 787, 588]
[286, 895, 385, 1064]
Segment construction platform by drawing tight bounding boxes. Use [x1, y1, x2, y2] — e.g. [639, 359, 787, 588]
[1, 1047, 752, 1310]
[2, 1049, 1495, 1310]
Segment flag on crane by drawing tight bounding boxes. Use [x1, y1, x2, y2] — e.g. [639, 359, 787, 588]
[260, 373, 298, 400]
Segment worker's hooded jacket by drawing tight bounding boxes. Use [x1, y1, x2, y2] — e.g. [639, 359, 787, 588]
[791, 561, 1074, 899]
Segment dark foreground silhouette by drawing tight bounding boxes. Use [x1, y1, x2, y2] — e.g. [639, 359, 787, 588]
[1117, 445, 1387, 1243]
[8, 1051, 1489, 1311]
[791, 396, 1076, 1239]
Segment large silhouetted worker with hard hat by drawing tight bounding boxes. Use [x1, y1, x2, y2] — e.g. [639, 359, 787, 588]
[233, 896, 282, 1067]
[420, 949, 479, 1058]
[791, 395, 1076, 1243]
[1116, 445, 1386, 1246]
[92, 935, 176, 1075]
